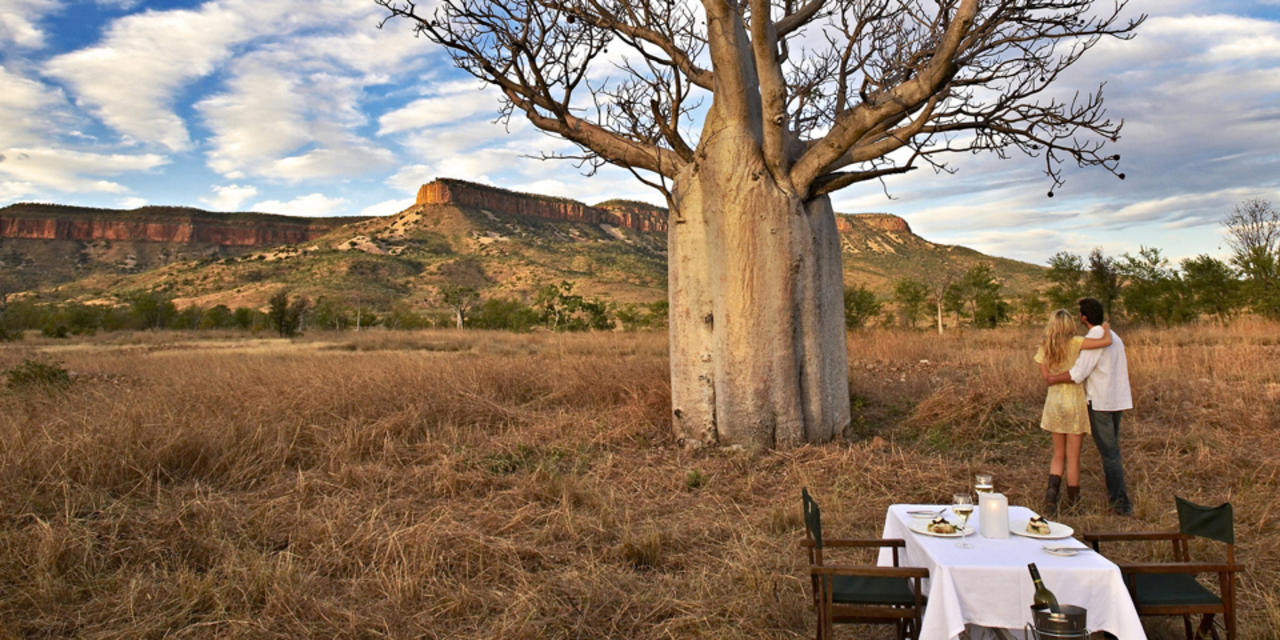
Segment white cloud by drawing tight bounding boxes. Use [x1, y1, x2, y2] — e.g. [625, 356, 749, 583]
[0, 0, 57, 48]
[389, 117, 575, 191]
[0, 65, 71, 146]
[282, 20, 434, 77]
[267, 145, 396, 181]
[201, 184, 259, 211]
[117, 196, 147, 208]
[512, 166, 664, 207]
[377, 83, 496, 135]
[359, 198, 411, 216]
[400, 122, 527, 161]
[1094, 187, 1275, 229]
[195, 10, 428, 180]
[198, 67, 313, 172]
[45, 4, 250, 151]
[0, 180, 37, 202]
[0, 147, 167, 194]
[386, 164, 439, 194]
[44, 0, 396, 152]
[940, 228, 1080, 264]
[251, 193, 348, 216]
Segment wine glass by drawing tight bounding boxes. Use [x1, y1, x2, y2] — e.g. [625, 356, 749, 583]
[974, 473, 994, 495]
[952, 493, 975, 548]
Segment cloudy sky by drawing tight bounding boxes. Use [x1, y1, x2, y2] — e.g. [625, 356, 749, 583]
[2, 1, 1278, 265]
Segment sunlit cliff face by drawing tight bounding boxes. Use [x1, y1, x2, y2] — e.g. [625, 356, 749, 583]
[417, 179, 668, 234]
[0, 207, 345, 247]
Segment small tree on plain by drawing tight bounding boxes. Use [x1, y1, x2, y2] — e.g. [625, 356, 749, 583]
[1088, 248, 1121, 318]
[1181, 254, 1241, 324]
[955, 263, 1007, 328]
[1118, 247, 1190, 326]
[843, 285, 881, 330]
[439, 285, 480, 329]
[0, 282, 11, 342]
[1224, 199, 1280, 319]
[892, 278, 929, 329]
[1045, 251, 1086, 309]
[1018, 290, 1048, 326]
[268, 290, 309, 337]
[128, 290, 178, 330]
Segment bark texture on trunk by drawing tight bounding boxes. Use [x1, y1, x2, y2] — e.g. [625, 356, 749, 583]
[668, 130, 850, 450]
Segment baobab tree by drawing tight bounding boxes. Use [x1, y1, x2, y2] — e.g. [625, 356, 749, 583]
[378, 0, 1141, 450]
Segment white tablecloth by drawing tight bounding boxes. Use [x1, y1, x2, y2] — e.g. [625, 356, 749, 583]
[878, 504, 1147, 640]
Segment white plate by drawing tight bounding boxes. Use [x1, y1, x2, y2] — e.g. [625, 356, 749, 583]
[908, 521, 976, 538]
[1010, 519, 1075, 539]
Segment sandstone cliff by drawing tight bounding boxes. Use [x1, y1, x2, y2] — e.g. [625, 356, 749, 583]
[0, 203, 358, 247]
[837, 212, 911, 234]
[416, 178, 916, 237]
[417, 179, 668, 233]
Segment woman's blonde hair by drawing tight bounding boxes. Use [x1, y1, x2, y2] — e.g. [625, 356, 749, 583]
[1041, 309, 1077, 368]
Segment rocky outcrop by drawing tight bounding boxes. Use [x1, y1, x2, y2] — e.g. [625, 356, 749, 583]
[0, 204, 357, 247]
[417, 178, 668, 233]
[835, 212, 911, 234]
[414, 179, 918, 238]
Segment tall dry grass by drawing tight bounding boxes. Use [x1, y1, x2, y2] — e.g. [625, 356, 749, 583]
[0, 323, 1276, 639]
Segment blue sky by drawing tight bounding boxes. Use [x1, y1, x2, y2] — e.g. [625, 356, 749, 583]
[2, 1, 1279, 266]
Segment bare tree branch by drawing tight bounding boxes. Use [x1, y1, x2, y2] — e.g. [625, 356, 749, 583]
[379, 0, 1143, 198]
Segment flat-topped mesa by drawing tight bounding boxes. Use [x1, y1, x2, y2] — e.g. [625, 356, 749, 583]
[835, 212, 912, 234]
[0, 204, 354, 246]
[416, 178, 668, 234]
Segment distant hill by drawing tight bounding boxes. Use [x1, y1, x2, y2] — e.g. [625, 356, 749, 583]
[834, 213, 1045, 295]
[0, 203, 364, 294]
[1, 180, 1045, 310]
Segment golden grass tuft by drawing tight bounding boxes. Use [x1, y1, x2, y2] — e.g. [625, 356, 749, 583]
[1, 323, 1277, 638]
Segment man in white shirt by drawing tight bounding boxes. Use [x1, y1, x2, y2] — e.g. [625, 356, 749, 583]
[1045, 298, 1134, 516]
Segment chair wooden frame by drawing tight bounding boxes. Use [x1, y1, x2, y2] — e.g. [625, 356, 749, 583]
[801, 490, 928, 640]
[1084, 501, 1245, 640]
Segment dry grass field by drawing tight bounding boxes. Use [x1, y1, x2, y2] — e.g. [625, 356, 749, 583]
[1, 323, 1277, 639]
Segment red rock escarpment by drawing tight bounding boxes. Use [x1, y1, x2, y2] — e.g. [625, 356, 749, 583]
[417, 179, 668, 233]
[0, 205, 354, 247]
[836, 212, 911, 234]
[418, 179, 909, 237]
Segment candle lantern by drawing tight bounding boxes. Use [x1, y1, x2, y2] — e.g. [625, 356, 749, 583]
[979, 492, 1010, 539]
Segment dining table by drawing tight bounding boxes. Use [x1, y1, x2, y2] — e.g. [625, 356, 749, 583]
[878, 503, 1147, 640]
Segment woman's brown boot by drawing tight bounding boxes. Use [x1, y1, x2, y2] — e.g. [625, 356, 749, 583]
[1061, 485, 1080, 514]
[1044, 475, 1062, 517]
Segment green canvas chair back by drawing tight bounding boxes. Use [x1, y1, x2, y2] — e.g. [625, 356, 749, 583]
[802, 487, 823, 549]
[1176, 496, 1234, 545]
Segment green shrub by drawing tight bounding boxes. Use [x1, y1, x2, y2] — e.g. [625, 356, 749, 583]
[40, 322, 69, 339]
[5, 358, 71, 390]
[470, 297, 540, 331]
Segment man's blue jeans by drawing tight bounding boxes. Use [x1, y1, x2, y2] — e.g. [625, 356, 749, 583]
[1088, 405, 1132, 514]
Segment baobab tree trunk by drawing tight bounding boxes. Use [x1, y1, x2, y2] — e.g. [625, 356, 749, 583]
[669, 130, 850, 450]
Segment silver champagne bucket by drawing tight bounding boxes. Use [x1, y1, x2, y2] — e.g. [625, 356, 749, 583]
[1025, 604, 1089, 639]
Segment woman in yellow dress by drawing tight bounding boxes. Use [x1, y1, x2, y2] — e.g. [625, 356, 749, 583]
[1035, 309, 1111, 516]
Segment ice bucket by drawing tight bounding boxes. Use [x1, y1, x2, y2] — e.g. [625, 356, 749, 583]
[1025, 604, 1088, 639]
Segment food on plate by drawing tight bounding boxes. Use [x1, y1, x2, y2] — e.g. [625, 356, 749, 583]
[1027, 516, 1052, 535]
[928, 517, 958, 534]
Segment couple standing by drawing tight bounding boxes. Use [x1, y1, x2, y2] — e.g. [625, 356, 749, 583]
[1034, 298, 1133, 517]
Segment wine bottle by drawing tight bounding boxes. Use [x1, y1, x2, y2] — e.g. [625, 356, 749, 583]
[1027, 563, 1061, 613]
